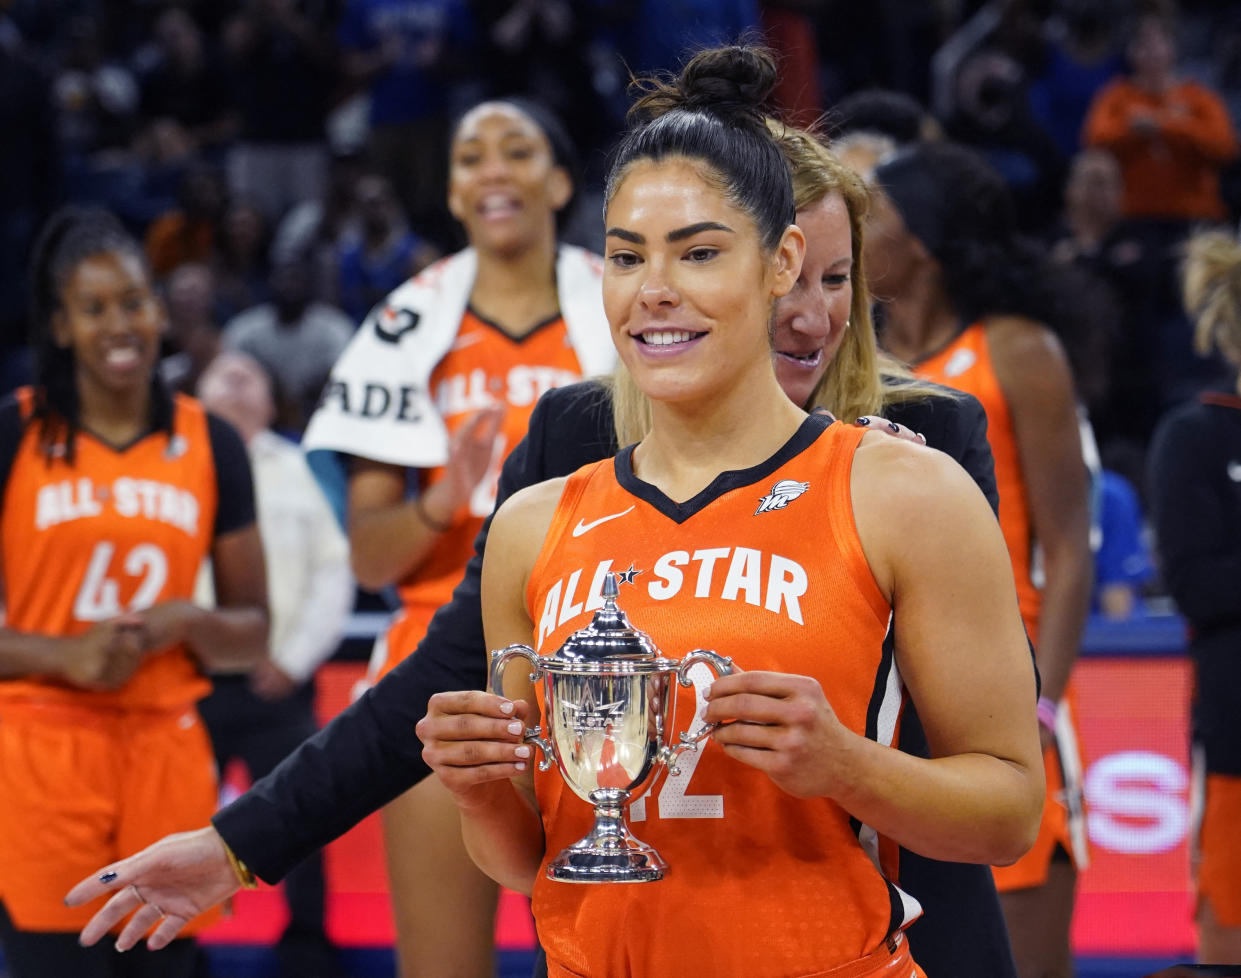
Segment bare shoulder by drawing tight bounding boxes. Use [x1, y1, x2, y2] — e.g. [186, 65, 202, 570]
[486, 475, 571, 572]
[985, 315, 1072, 377]
[850, 431, 999, 595]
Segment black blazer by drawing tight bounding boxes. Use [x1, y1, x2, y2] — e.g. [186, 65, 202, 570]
[215, 379, 1016, 978]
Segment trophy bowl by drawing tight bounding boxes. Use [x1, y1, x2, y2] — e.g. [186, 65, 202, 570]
[489, 574, 733, 883]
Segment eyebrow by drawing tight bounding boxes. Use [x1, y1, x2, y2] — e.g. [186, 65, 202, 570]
[605, 221, 736, 245]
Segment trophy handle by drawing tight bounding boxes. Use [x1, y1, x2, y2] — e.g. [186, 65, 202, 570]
[661, 648, 735, 776]
[488, 644, 555, 771]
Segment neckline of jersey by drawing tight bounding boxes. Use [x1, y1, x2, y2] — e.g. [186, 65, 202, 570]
[612, 413, 832, 525]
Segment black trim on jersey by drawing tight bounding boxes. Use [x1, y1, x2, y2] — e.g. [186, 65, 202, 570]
[465, 304, 563, 343]
[613, 413, 834, 524]
[850, 624, 898, 843]
[0, 395, 22, 517]
[206, 413, 256, 538]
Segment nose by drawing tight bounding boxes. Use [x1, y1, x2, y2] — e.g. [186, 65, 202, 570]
[781, 284, 831, 341]
[637, 260, 678, 310]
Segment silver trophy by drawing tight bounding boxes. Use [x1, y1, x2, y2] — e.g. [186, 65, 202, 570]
[489, 573, 733, 883]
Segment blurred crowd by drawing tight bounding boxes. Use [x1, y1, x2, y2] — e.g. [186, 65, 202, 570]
[1, 0, 1239, 615]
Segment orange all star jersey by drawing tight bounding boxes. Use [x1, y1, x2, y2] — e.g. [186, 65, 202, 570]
[525, 417, 921, 978]
[389, 307, 584, 648]
[915, 323, 1041, 641]
[0, 391, 224, 711]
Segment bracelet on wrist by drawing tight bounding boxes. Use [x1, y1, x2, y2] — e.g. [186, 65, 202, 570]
[221, 839, 258, 890]
[414, 495, 452, 533]
[1036, 696, 1058, 735]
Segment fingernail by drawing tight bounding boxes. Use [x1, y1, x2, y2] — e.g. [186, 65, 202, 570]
[855, 417, 870, 426]
[889, 422, 899, 433]
[507, 720, 523, 735]
[515, 762, 527, 771]
[515, 746, 531, 758]
[100, 871, 118, 884]
[499, 700, 514, 715]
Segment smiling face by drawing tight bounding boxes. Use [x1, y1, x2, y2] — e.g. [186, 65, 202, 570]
[771, 193, 854, 408]
[603, 157, 802, 409]
[53, 249, 165, 400]
[447, 102, 572, 258]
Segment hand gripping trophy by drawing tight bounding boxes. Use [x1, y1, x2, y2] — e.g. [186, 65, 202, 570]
[489, 573, 733, 882]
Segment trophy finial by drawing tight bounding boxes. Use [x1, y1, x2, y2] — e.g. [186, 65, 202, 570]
[602, 572, 619, 604]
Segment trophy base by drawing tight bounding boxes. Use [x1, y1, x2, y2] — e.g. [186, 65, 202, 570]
[546, 841, 667, 883]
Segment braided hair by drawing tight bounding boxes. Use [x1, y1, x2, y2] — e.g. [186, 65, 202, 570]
[28, 207, 173, 462]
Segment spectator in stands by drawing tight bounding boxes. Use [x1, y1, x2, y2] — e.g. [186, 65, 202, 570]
[829, 88, 934, 179]
[223, 0, 336, 220]
[1027, 0, 1125, 160]
[945, 47, 1066, 234]
[51, 12, 140, 169]
[134, 7, 238, 165]
[337, 172, 438, 322]
[196, 351, 353, 978]
[212, 197, 272, 323]
[339, 0, 475, 246]
[1083, 11, 1238, 223]
[1146, 228, 1241, 965]
[273, 149, 366, 306]
[160, 262, 223, 396]
[223, 249, 353, 433]
[145, 162, 227, 280]
[1049, 147, 1163, 449]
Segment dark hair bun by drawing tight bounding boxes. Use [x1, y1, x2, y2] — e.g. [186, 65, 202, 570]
[629, 44, 778, 127]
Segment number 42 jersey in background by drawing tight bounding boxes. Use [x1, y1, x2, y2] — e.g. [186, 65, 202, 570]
[0, 390, 226, 711]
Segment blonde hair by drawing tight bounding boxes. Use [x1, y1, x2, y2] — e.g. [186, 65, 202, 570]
[609, 120, 948, 447]
[1182, 229, 1241, 367]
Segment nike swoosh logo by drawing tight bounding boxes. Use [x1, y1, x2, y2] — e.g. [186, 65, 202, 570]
[571, 506, 634, 537]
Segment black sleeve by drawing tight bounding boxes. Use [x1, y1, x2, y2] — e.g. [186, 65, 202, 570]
[0, 395, 23, 508]
[206, 413, 256, 537]
[1147, 406, 1241, 630]
[213, 381, 618, 881]
[886, 388, 999, 516]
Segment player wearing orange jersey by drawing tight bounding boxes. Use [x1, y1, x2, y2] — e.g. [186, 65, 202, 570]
[868, 142, 1093, 978]
[300, 98, 614, 977]
[0, 209, 268, 977]
[418, 46, 1044, 978]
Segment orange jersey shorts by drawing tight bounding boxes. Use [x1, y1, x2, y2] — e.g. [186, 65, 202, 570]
[547, 933, 926, 978]
[1194, 772, 1241, 927]
[993, 692, 1089, 892]
[0, 700, 221, 933]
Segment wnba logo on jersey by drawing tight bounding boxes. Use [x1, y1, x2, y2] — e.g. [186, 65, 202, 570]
[755, 480, 810, 514]
[35, 476, 200, 535]
[536, 548, 809, 648]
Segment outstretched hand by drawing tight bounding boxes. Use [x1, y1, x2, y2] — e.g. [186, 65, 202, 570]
[65, 827, 242, 952]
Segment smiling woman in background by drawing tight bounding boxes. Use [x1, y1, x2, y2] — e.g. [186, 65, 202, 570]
[299, 96, 614, 978]
[0, 208, 267, 977]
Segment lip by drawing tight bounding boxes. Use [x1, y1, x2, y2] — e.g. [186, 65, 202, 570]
[630, 327, 708, 357]
[476, 193, 522, 221]
[774, 348, 824, 369]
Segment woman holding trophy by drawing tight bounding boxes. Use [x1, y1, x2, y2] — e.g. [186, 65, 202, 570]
[418, 45, 1044, 978]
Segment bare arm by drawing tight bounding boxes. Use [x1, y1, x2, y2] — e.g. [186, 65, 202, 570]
[706, 437, 1044, 864]
[416, 480, 564, 894]
[990, 316, 1093, 703]
[348, 405, 505, 590]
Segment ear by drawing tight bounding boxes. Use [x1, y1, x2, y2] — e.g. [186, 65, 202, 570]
[547, 166, 573, 213]
[769, 224, 806, 300]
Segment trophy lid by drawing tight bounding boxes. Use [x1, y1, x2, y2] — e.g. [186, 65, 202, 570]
[552, 573, 661, 663]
